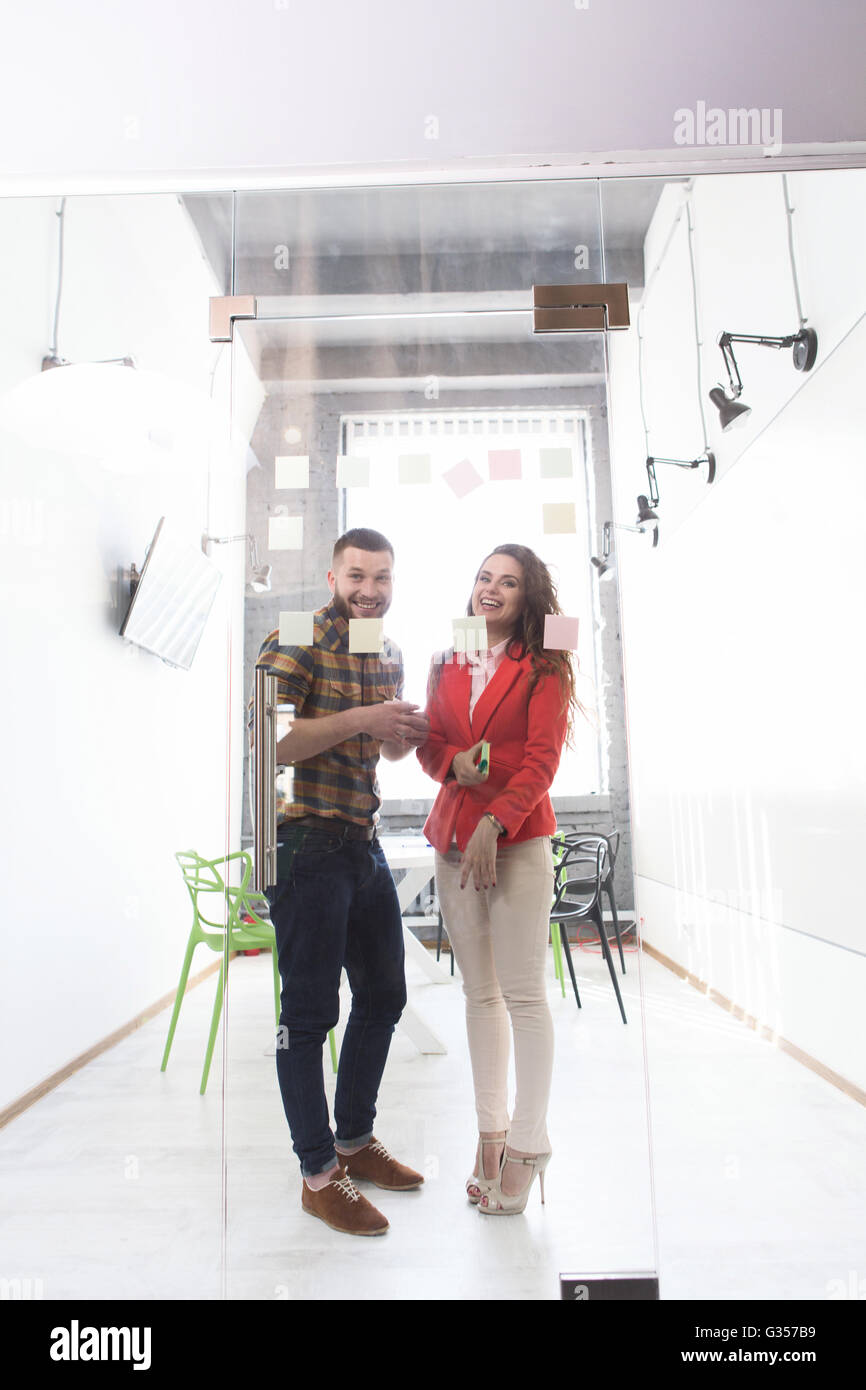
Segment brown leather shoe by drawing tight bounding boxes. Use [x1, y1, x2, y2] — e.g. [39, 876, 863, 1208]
[301, 1166, 389, 1236]
[340, 1138, 424, 1191]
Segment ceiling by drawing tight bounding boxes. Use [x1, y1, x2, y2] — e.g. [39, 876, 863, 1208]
[182, 177, 676, 371]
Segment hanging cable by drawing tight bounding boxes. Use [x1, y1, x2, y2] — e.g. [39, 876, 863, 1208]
[782, 173, 807, 328]
[636, 304, 651, 460]
[49, 197, 67, 362]
[685, 193, 711, 455]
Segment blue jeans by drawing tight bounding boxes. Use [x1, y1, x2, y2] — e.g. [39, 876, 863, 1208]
[266, 826, 407, 1177]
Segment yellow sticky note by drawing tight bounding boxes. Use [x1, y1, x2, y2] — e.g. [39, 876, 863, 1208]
[452, 615, 488, 654]
[278, 612, 315, 645]
[337, 456, 371, 487]
[275, 456, 310, 489]
[539, 447, 573, 479]
[398, 454, 432, 484]
[268, 516, 304, 550]
[348, 618, 384, 653]
[542, 503, 576, 535]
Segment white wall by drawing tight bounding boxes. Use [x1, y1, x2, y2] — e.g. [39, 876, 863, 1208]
[607, 169, 866, 1088]
[0, 194, 263, 1109]
[1, 1, 865, 191]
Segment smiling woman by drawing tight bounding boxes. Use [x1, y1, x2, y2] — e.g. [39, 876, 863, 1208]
[472, 552, 524, 641]
[417, 541, 573, 1212]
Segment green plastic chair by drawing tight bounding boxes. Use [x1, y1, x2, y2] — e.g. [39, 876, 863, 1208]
[162, 849, 338, 1094]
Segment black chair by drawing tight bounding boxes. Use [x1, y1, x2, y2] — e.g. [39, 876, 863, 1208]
[556, 829, 626, 975]
[550, 840, 627, 1025]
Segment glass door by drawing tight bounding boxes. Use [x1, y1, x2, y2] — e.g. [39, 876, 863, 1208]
[222, 180, 657, 1299]
[598, 167, 866, 1303]
[0, 190, 238, 1299]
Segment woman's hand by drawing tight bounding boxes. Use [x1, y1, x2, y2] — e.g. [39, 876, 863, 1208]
[451, 741, 488, 787]
[459, 815, 502, 891]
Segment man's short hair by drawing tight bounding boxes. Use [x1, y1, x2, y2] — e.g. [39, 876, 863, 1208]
[332, 528, 394, 566]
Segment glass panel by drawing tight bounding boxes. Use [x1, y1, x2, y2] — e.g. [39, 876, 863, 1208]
[601, 169, 866, 1300]
[0, 190, 235, 1298]
[226, 181, 657, 1299]
[233, 180, 604, 306]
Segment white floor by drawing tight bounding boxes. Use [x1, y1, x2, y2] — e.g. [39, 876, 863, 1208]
[1, 939, 864, 1301]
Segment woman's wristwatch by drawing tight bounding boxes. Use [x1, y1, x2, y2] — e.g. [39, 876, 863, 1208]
[483, 812, 505, 836]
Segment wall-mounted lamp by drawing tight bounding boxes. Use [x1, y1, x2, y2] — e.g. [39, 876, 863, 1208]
[635, 198, 717, 548]
[202, 532, 272, 593]
[640, 453, 716, 527]
[709, 327, 818, 430]
[633, 500, 661, 542]
[591, 518, 657, 575]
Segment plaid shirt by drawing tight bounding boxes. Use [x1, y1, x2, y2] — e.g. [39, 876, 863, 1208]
[254, 600, 404, 826]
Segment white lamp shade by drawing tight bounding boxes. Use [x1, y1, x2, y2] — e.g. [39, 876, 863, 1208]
[0, 363, 221, 474]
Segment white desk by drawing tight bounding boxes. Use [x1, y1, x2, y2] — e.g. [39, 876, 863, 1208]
[379, 835, 452, 986]
[379, 834, 452, 1054]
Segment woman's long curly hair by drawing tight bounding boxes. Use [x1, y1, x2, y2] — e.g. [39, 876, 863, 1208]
[466, 543, 591, 741]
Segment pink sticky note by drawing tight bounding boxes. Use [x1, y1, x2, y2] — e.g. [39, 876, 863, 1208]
[543, 614, 580, 651]
[443, 457, 483, 499]
[488, 449, 522, 481]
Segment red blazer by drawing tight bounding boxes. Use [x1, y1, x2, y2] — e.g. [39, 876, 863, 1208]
[417, 650, 568, 853]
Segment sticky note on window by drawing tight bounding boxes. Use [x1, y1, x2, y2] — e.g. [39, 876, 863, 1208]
[443, 457, 483, 499]
[488, 449, 521, 481]
[349, 618, 384, 653]
[268, 516, 304, 550]
[543, 502, 576, 534]
[337, 456, 370, 487]
[452, 615, 488, 655]
[540, 447, 573, 479]
[397, 453, 432, 485]
[275, 456, 310, 489]
[543, 614, 580, 651]
[278, 612, 315, 646]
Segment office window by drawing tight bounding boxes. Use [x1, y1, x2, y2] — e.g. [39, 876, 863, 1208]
[343, 409, 601, 801]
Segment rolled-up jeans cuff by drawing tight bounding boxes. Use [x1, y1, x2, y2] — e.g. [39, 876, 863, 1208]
[334, 1130, 374, 1152]
[301, 1151, 340, 1179]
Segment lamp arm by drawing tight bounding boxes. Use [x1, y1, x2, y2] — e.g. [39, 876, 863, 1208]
[724, 332, 797, 350]
[718, 333, 744, 399]
[645, 457, 660, 507]
[647, 453, 715, 483]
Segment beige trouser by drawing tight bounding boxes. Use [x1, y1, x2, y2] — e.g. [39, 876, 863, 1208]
[435, 835, 555, 1154]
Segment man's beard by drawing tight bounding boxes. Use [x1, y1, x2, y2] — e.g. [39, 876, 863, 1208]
[331, 583, 389, 622]
[331, 587, 352, 622]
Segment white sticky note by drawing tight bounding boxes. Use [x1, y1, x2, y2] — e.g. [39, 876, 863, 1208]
[278, 611, 315, 646]
[542, 502, 577, 535]
[539, 447, 573, 479]
[268, 516, 304, 550]
[275, 456, 310, 489]
[452, 615, 488, 655]
[337, 456, 371, 487]
[398, 454, 432, 485]
[348, 618, 384, 653]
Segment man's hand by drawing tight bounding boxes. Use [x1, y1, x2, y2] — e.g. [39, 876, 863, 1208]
[362, 699, 430, 746]
[451, 741, 488, 787]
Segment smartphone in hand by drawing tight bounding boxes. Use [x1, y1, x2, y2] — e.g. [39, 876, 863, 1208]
[476, 741, 491, 779]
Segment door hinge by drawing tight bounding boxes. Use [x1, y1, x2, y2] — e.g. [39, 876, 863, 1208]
[532, 283, 630, 333]
[209, 295, 258, 343]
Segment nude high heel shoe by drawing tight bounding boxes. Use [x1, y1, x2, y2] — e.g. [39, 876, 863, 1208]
[466, 1135, 506, 1205]
[478, 1151, 551, 1214]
